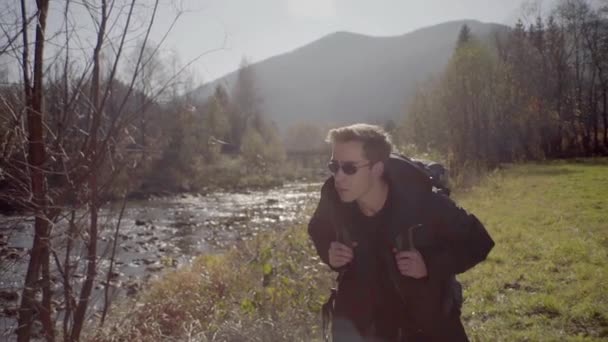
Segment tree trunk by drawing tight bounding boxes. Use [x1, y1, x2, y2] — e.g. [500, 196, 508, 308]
[17, 0, 52, 341]
[62, 210, 76, 342]
[603, 88, 608, 151]
[71, 1, 107, 340]
[101, 196, 128, 325]
[590, 73, 599, 154]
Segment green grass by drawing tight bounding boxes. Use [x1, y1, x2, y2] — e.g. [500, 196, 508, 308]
[457, 158, 608, 341]
[91, 158, 608, 341]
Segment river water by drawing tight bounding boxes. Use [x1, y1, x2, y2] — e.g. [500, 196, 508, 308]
[0, 182, 321, 339]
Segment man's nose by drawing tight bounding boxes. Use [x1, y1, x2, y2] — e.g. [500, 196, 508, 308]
[334, 168, 346, 182]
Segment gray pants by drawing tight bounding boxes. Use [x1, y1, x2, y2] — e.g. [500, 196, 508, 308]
[331, 316, 469, 342]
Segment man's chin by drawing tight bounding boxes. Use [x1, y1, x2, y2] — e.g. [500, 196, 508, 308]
[337, 192, 356, 203]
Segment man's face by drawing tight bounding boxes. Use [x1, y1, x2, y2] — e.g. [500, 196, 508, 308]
[330, 141, 378, 203]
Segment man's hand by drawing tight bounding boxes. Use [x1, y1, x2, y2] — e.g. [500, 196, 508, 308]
[328, 241, 357, 268]
[394, 249, 428, 279]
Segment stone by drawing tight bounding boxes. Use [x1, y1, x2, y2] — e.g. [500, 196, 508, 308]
[0, 290, 19, 301]
[146, 264, 164, 272]
[3, 305, 18, 317]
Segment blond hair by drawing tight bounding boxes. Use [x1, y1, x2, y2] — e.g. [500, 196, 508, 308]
[326, 123, 392, 163]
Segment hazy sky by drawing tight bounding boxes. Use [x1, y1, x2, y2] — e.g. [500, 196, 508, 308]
[1, 0, 553, 84]
[153, 0, 547, 83]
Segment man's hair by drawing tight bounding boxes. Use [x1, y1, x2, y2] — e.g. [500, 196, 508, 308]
[326, 123, 393, 163]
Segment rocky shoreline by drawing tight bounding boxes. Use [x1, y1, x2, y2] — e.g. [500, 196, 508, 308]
[0, 182, 320, 339]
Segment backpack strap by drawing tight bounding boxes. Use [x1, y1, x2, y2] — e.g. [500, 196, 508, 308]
[409, 223, 422, 251]
[321, 271, 344, 342]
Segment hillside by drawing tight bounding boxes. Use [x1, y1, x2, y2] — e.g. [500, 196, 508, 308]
[194, 20, 508, 128]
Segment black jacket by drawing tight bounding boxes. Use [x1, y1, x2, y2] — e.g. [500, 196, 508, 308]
[308, 154, 495, 340]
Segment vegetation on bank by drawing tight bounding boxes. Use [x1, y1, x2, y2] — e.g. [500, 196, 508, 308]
[91, 159, 608, 341]
[90, 219, 333, 342]
[127, 154, 324, 198]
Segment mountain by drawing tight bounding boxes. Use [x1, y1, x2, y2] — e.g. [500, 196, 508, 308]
[193, 20, 508, 129]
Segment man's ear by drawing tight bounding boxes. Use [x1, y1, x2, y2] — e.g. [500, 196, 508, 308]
[371, 161, 384, 178]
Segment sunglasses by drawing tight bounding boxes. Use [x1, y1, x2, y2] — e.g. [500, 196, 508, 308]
[327, 160, 371, 175]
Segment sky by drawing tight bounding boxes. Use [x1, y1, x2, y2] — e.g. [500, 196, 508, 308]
[152, 0, 548, 83]
[0, 0, 555, 84]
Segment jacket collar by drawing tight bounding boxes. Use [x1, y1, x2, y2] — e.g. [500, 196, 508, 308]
[321, 153, 432, 204]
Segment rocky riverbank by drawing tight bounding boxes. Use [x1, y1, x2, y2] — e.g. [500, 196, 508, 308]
[0, 182, 321, 339]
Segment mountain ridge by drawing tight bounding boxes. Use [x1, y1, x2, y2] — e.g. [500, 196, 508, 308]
[193, 19, 509, 129]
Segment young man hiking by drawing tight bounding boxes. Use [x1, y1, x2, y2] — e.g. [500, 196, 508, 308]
[308, 124, 494, 341]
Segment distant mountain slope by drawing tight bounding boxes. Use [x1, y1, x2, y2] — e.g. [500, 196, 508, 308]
[194, 20, 508, 128]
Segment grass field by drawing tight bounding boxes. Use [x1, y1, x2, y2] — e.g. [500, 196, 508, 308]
[92, 159, 608, 341]
[457, 159, 608, 341]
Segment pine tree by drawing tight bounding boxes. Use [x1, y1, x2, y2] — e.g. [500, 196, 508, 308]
[457, 24, 472, 48]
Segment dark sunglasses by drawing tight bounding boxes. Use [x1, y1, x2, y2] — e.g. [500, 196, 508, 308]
[327, 160, 371, 175]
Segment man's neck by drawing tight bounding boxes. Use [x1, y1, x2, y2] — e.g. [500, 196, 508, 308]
[356, 179, 389, 217]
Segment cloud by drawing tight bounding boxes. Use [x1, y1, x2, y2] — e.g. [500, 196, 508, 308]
[287, 0, 336, 18]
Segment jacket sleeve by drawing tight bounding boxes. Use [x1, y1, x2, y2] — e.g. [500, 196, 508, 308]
[308, 180, 338, 270]
[417, 193, 495, 281]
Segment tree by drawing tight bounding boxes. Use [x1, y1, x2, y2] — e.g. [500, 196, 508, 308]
[555, 0, 595, 154]
[284, 122, 325, 152]
[16, 1, 53, 340]
[581, 5, 608, 151]
[457, 24, 472, 47]
[152, 105, 206, 191]
[203, 85, 231, 145]
[230, 57, 285, 165]
[0, 1, 191, 340]
[230, 58, 261, 148]
[126, 40, 168, 160]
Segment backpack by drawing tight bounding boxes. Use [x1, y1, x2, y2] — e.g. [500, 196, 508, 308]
[408, 157, 451, 197]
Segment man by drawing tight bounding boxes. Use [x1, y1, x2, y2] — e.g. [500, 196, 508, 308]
[308, 124, 494, 341]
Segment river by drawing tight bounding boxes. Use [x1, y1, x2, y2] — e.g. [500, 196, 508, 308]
[0, 181, 321, 339]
